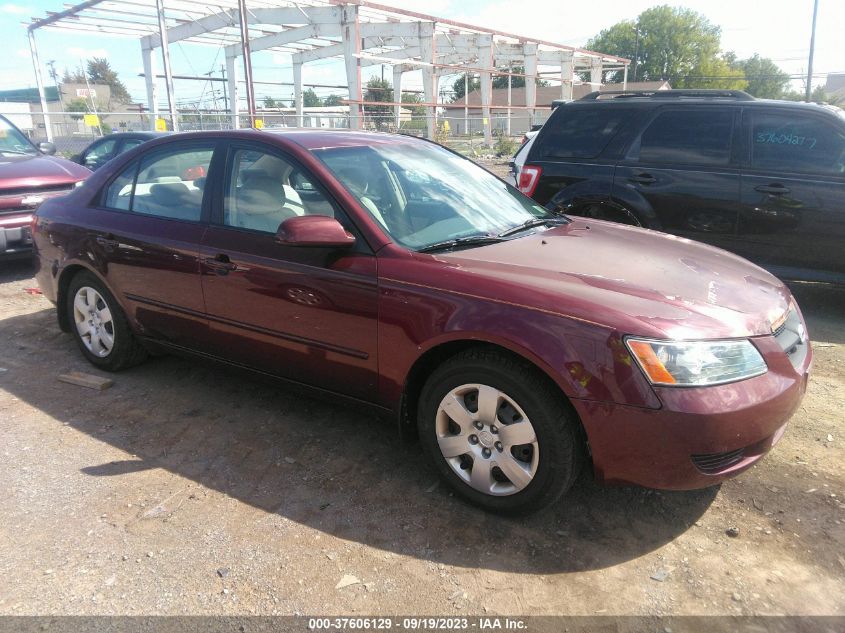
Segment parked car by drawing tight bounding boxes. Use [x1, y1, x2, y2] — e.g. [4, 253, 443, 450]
[518, 90, 845, 284]
[0, 115, 90, 258]
[506, 132, 536, 187]
[73, 131, 169, 171]
[33, 130, 811, 514]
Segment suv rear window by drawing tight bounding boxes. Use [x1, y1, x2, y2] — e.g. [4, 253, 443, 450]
[632, 108, 734, 166]
[750, 111, 845, 176]
[533, 106, 633, 159]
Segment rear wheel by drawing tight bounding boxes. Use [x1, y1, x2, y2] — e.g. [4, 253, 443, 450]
[418, 348, 583, 514]
[66, 271, 147, 371]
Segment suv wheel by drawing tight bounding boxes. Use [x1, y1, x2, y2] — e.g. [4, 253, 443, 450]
[576, 203, 641, 226]
[66, 272, 148, 371]
[418, 348, 583, 514]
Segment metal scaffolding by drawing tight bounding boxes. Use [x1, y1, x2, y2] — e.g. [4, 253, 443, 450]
[25, 0, 629, 142]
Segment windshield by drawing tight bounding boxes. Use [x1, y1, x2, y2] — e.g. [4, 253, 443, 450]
[0, 117, 37, 156]
[315, 140, 554, 250]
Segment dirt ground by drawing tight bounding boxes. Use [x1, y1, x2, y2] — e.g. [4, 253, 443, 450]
[0, 244, 843, 617]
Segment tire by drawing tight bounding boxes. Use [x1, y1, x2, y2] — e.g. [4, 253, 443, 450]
[417, 348, 584, 514]
[574, 203, 641, 226]
[66, 271, 148, 371]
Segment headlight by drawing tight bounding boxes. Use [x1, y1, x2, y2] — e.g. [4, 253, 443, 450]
[625, 338, 767, 387]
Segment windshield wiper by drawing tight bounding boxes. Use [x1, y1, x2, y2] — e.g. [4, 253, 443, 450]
[417, 235, 505, 253]
[498, 216, 568, 238]
[0, 149, 35, 156]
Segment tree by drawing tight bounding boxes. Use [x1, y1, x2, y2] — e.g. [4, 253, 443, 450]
[451, 74, 480, 101]
[263, 96, 280, 109]
[85, 58, 131, 105]
[401, 92, 425, 116]
[65, 98, 89, 120]
[323, 94, 344, 107]
[729, 54, 791, 98]
[781, 86, 842, 106]
[302, 88, 322, 107]
[585, 5, 747, 89]
[61, 67, 86, 83]
[363, 77, 392, 128]
[451, 67, 548, 102]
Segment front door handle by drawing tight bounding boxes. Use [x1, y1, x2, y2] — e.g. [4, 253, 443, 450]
[754, 183, 791, 195]
[629, 173, 657, 185]
[95, 234, 118, 250]
[203, 253, 239, 275]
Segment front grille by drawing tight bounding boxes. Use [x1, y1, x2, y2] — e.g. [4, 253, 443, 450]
[691, 448, 745, 474]
[773, 308, 808, 370]
[0, 184, 74, 216]
[0, 184, 74, 197]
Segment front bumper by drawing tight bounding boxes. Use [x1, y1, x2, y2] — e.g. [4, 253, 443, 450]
[573, 333, 812, 490]
[0, 213, 33, 257]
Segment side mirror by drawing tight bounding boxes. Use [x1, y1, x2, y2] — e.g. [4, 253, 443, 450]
[38, 141, 56, 156]
[275, 215, 355, 248]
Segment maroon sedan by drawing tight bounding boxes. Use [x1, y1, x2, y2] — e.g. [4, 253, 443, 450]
[32, 130, 811, 514]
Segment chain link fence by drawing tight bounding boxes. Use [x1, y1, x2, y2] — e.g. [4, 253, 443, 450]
[3, 108, 542, 160]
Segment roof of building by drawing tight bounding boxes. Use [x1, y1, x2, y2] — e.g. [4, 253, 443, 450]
[825, 73, 845, 99]
[0, 87, 60, 103]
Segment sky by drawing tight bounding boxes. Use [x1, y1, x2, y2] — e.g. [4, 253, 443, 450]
[0, 0, 842, 109]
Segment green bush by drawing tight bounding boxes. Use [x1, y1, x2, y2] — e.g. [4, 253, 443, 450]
[493, 133, 518, 157]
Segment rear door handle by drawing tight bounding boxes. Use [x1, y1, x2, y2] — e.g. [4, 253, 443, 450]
[754, 183, 791, 195]
[203, 253, 239, 275]
[629, 173, 657, 185]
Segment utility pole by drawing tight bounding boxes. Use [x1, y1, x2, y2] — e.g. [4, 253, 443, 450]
[221, 64, 228, 113]
[632, 23, 640, 82]
[45, 59, 65, 136]
[805, 0, 820, 102]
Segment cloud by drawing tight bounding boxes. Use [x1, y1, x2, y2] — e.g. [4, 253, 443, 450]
[67, 47, 109, 60]
[1, 3, 28, 15]
[0, 67, 37, 90]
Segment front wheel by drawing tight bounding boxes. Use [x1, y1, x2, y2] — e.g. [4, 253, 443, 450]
[418, 348, 584, 514]
[66, 271, 148, 371]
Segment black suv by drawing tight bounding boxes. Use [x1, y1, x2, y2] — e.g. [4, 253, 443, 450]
[518, 90, 845, 283]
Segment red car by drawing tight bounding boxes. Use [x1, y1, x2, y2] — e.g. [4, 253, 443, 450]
[0, 115, 90, 257]
[32, 130, 811, 514]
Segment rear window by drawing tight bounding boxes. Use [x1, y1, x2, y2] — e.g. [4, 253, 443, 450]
[533, 106, 633, 159]
[750, 111, 845, 176]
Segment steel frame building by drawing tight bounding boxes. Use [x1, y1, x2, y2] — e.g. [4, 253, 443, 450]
[25, 0, 629, 142]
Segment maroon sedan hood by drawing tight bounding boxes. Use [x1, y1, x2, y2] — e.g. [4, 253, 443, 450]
[438, 219, 791, 340]
[0, 154, 89, 187]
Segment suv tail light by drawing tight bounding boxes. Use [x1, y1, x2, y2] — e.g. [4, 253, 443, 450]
[518, 165, 542, 196]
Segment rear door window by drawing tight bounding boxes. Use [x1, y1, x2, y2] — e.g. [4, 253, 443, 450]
[749, 111, 845, 176]
[100, 145, 215, 221]
[631, 108, 735, 166]
[533, 106, 634, 159]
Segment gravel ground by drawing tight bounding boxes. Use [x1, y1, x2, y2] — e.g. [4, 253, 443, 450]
[0, 232, 843, 617]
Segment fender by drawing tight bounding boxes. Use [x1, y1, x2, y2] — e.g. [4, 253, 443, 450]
[545, 177, 663, 230]
[54, 258, 118, 333]
[604, 181, 664, 230]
